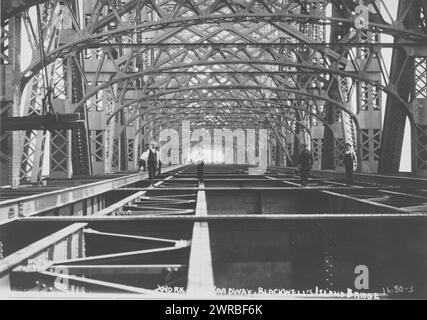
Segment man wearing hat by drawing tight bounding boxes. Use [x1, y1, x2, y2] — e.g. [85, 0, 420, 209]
[138, 143, 149, 172]
[141, 141, 160, 186]
[344, 142, 356, 184]
[155, 145, 162, 176]
[194, 146, 205, 183]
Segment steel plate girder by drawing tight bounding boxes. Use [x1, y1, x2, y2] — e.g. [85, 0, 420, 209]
[0, 164, 184, 221]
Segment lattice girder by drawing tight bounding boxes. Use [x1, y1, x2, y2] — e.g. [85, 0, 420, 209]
[6, 0, 427, 175]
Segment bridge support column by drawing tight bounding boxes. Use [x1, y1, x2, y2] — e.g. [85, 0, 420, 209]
[354, 29, 382, 174]
[412, 98, 427, 177]
[379, 0, 425, 175]
[311, 124, 325, 170]
[1, 15, 21, 186]
[410, 31, 427, 177]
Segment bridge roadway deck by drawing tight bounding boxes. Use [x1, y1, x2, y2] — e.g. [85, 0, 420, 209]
[0, 164, 426, 298]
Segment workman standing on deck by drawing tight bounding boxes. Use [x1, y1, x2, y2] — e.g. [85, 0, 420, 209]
[141, 141, 160, 186]
[344, 142, 356, 184]
[193, 146, 205, 183]
[138, 143, 149, 172]
[298, 143, 313, 187]
[156, 146, 162, 176]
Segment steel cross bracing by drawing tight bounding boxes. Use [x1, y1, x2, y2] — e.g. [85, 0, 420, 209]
[0, 166, 195, 295]
[2, 0, 427, 186]
[0, 13, 20, 186]
[1, 0, 91, 186]
[17, 2, 64, 184]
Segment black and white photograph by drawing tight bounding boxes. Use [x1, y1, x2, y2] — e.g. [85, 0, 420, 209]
[0, 0, 427, 306]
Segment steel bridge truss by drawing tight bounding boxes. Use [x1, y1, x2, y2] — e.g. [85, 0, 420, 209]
[2, 0, 427, 186]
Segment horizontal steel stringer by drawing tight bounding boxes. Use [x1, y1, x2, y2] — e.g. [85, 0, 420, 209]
[13, 261, 187, 275]
[83, 228, 188, 244]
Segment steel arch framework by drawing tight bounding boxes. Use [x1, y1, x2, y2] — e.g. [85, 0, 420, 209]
[1, 0, 427, 184]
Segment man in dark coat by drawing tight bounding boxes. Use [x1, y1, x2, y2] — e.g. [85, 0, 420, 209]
[141, 142, 160, 186]
[299, 144, 313, 187]
[138, 143, 149, 172]
[194, 146, 205, 183]
[156, 146, 162, 176]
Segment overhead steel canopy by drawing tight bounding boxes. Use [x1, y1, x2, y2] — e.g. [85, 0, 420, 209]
[12, 0, 422, 130]
[2, 0, 427, 183]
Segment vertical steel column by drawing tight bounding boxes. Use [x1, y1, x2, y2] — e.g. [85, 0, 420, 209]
[104, 96, 117, 173]
[87, 83, 109, 174]
[119, 108, 127, 171]
[48, 1, 75, 178]
[321, 4, 349, 171]
[321, 100, 337, 169]
[306, 1, 327, 170]
[412, 97, 427, 176]
[411, 5, 427, 176]
[21, 2, 66, 182]
[0, 13, 20, 186]
[19, 8, 50, 183]
[378, 1, 417, 175]
[70, 53, 92, 176]
[354, 25, 382, 173]
[293, 110, 303, 165]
